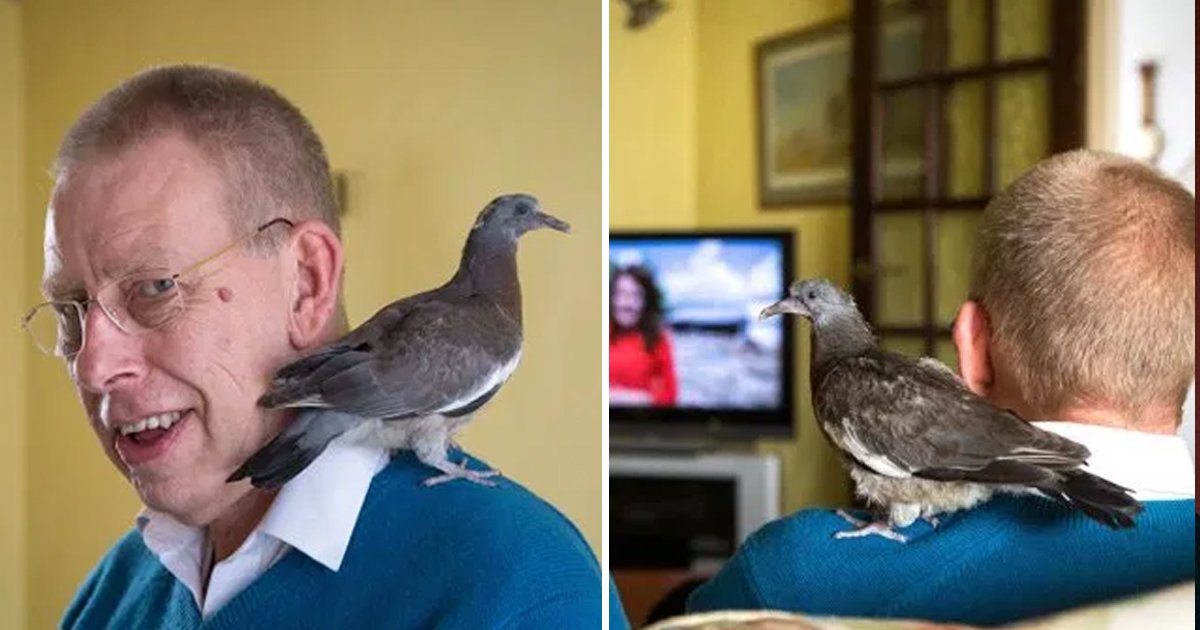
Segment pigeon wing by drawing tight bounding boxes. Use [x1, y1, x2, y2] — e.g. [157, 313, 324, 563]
[259, 290, 436, 407]
[260, 295, 521, 419]
[815, 350, 1089, 483]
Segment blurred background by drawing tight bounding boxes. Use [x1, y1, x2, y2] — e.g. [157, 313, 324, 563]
[608, 0, 1195, 626]
[0, 2, 600, 628]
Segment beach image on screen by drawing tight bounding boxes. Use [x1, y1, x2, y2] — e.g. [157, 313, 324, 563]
[609, 237, 786, 410]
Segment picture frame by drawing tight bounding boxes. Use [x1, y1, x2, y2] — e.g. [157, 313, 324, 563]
[755, 15, 924, 207]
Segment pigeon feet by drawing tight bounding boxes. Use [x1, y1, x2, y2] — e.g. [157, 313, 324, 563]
[923, 515, 941, 529]
[423, 457, 502, 487]
[832, 511, 908, 543]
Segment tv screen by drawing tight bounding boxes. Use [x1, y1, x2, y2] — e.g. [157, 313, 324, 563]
[609, 231, 794, 440]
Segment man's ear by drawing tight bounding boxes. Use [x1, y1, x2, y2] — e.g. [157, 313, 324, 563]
[285, 220, 344, 350]
[953, 300, 994, 397]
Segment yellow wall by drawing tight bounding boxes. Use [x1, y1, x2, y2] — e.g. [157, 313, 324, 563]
[609, 0, 699, 228]
[610, 0, 853, 512]
[1, 3, 27, 629]
[20, 2, 600, 627]
[695, 0, 853, 512]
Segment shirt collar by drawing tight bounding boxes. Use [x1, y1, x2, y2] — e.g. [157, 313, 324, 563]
[1033, 421, 1195, 501]
[258, 435, 389, 570]
[137, 506, 207, 595]
[137, 434, 389, 573]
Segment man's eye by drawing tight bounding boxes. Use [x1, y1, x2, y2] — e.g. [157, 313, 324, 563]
[135, 278, 177, 299]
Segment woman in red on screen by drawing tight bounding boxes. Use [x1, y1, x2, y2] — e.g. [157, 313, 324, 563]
[609, 266, 679, 406]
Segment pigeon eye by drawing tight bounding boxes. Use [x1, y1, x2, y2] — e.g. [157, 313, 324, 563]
[806, 290, 817, 300]
[516, 204, 531, 216]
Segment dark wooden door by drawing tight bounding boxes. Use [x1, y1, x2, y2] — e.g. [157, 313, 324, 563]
[850, 0, 1085, 366]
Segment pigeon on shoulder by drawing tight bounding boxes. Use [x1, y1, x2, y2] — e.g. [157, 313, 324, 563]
[229, 193, 569, 489]
[760, 278, 1142, 542]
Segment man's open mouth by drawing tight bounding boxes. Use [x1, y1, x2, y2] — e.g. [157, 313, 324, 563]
[113, 409, 194, 466]
[118, 410, 185, 444]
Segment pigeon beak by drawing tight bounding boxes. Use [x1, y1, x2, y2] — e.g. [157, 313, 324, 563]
[760, 296, 808, 320]
[535, 210, 572, 234]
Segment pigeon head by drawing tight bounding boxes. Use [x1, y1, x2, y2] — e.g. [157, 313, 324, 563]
[471, 194, 571, 241]
[760, 278, 859, 324]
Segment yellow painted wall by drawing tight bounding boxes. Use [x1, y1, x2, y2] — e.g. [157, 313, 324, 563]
[21, 2, 600, 627]
[610, 0, 853, 512]
[609, 0, 699, 228]
[1, 3, 27, 629]
[694, 0, 852, 512]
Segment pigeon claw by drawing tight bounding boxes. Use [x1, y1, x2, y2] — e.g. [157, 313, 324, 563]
[423, 457, 503, 488]
[833, 520, 908, 544]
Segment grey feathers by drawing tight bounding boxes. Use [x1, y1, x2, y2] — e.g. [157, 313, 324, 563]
[762, 278, 1143, 533]
[815, 351, 1090, 483]
[228, 410, 363, 488]
[259, 297, 522, 420]
[229, 194, 568, 489]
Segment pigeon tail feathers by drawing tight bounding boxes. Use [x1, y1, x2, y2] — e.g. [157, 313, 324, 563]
[227, 409, 363, 488]
[1035, 469, 1144, 529]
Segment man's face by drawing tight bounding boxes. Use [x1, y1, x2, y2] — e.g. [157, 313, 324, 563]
[44, 134, 294, 525]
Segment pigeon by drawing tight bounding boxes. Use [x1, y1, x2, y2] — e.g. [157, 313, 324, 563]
[760, 278, 1143, 542]
[228, 193, 570, 489]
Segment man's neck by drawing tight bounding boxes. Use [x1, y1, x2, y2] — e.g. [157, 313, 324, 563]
[207, 487, 278, 563]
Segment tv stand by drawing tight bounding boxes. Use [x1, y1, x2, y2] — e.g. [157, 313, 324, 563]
[610, 450, 781, 626]
[610, 450, 780, 546]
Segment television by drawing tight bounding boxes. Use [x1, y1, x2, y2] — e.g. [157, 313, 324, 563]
[609, 231, 795, 441]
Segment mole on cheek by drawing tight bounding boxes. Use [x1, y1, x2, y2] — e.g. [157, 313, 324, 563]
[217, 287, 234, 303]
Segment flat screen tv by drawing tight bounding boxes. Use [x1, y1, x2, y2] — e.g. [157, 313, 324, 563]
[609, 231, 795, 441]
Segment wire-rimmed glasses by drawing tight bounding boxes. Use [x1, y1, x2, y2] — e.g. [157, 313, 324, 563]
[22, 217, 295, 359]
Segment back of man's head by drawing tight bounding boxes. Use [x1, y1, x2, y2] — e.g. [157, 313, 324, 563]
[972, 149, 1195, 425]
[54, 63, 339, 241]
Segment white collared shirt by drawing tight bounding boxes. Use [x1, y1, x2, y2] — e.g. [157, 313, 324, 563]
[1033, 421, 1195, 501]
[137, 436, 390, 618]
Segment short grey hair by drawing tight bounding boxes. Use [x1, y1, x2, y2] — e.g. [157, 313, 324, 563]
[54, 64, 339, 243]
[972, 149, 1195, 423]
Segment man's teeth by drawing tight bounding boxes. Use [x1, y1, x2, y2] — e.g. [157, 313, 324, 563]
[118, 411, 184, 436]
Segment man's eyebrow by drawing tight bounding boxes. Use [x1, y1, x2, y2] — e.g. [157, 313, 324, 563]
[98, 247, 175, 278]
[41, 244, 180, 300]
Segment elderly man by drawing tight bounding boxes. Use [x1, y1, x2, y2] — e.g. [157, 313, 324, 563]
[688, 150, 1196, 625]
[30, 65, 599, 628]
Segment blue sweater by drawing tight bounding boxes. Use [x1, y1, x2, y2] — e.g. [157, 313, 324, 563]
[63, 452, 601, 629]
[688, 496, 1195, 626]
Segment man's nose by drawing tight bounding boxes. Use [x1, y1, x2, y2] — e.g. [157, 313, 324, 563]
[71, 304, 146, 393]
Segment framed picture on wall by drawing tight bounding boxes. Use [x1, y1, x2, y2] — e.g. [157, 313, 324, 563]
[755, 14, 923, 207]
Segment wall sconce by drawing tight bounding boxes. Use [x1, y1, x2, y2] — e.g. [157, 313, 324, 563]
[620, 0, 669, 30]
[1135, 60, 1165, 165]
